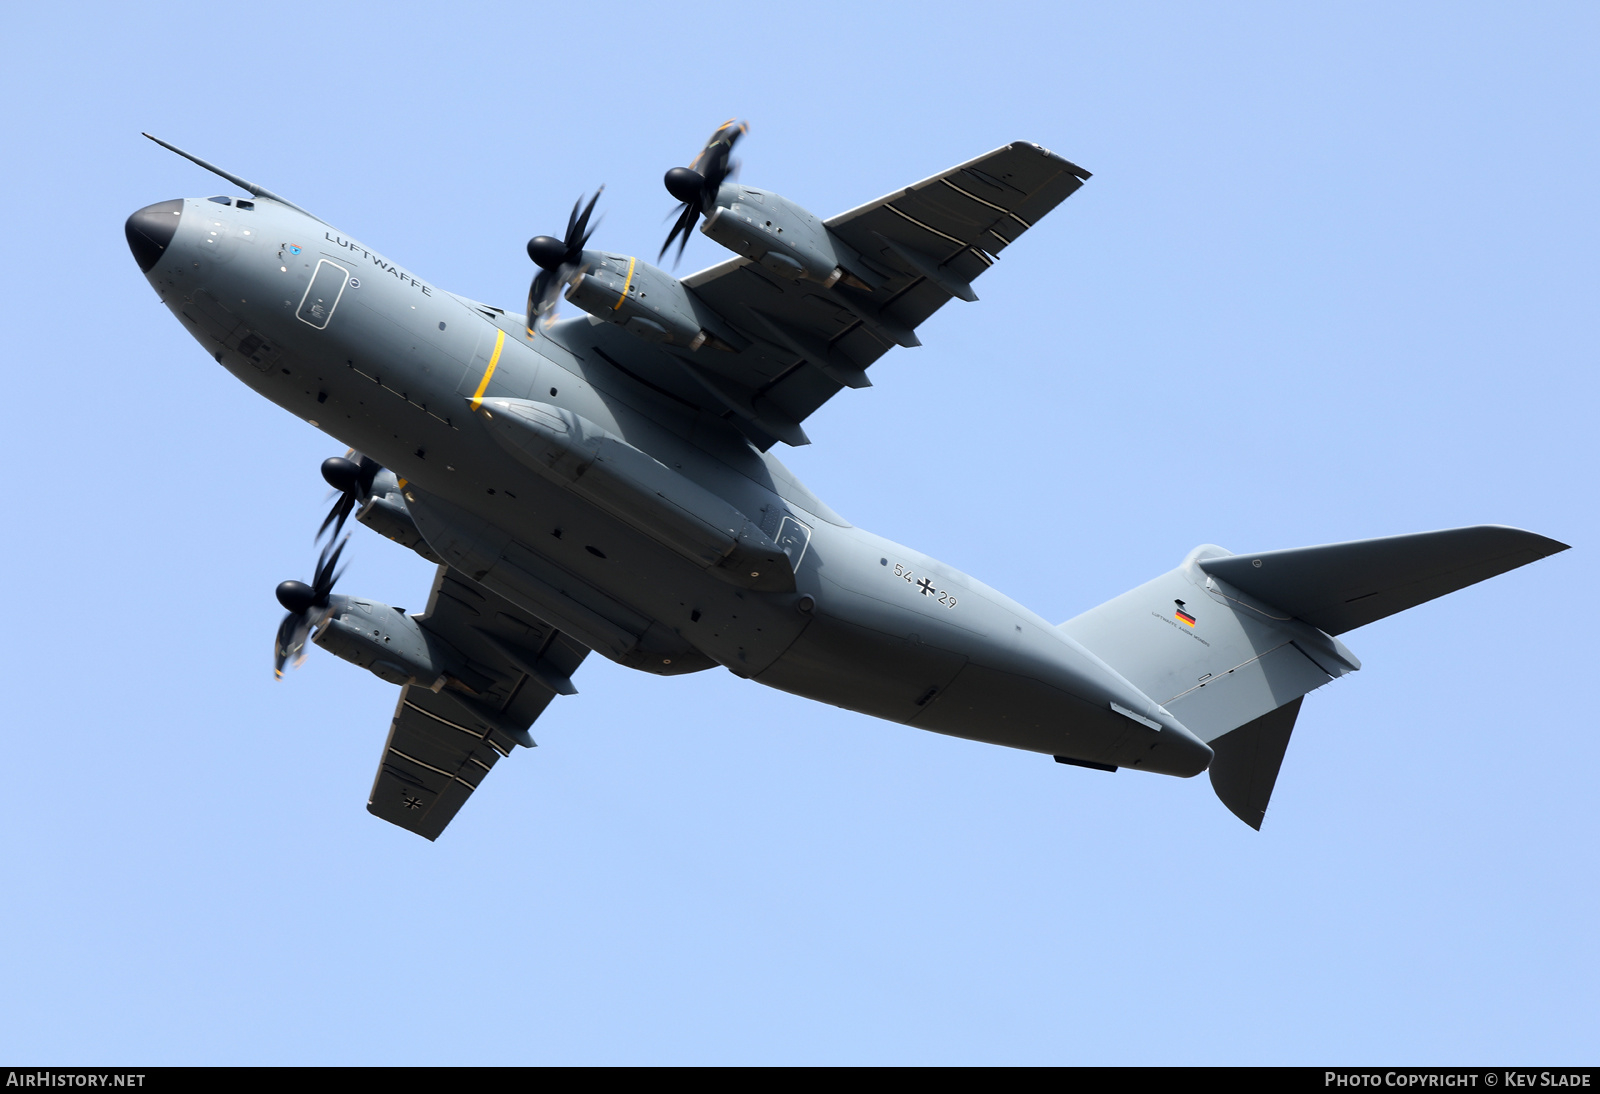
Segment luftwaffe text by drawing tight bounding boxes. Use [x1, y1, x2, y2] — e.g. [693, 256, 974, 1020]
[324, 232, 433, 295]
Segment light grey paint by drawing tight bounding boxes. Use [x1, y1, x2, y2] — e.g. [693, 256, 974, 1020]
[130, 138, 1568, 836]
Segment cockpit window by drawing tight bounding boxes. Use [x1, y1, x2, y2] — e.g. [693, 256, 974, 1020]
[236, 199, 255, 210]
[208, 196, 232, 205]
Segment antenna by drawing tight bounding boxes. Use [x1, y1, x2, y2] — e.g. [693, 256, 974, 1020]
[142, 133, 318, 219]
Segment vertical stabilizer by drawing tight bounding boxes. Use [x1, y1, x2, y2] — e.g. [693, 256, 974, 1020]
[1059, 526, 1566, 827]
[1208, 697, 1302, 829]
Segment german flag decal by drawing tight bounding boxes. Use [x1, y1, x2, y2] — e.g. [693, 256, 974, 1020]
[1174, 599, 1197, 627]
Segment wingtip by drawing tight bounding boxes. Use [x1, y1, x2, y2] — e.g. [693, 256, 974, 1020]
[1481, 525, 1572, 557]
[1016, 141, 1092, 180]
[1534, 531, 1573, 554]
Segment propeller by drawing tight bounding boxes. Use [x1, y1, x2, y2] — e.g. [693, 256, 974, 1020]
[659, 120, 747, 264]
[317, 454, 380, 541]
[526, 188, 603, 327]
[273, 535, 348, 678]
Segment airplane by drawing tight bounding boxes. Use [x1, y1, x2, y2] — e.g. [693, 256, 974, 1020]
[124, 124, 1568, 839]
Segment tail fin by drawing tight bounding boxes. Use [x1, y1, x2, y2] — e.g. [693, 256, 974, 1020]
[1059, 526, 1567, 828]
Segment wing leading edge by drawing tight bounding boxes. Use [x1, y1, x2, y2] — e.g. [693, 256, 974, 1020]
[660, 142, 1089, 446]
[367, 565, 589, 840]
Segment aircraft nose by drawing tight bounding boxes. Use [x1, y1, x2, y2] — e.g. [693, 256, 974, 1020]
[125, 199, 184, 272]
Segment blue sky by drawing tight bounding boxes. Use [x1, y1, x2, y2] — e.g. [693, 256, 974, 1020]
[1, 1, 1594, 1064]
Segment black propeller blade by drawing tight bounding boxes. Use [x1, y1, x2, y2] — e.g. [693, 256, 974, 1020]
[317, 454, 380, 541]
[659, 120, 747, 264]
[273, 535, 348, 678]
[526, 188, 603, 327]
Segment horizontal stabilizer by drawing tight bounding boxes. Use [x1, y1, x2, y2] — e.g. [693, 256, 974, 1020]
[1198, 525, 1569, 636]
[1208, 697, 1302, 829]
[1060, 523, 1566, 828]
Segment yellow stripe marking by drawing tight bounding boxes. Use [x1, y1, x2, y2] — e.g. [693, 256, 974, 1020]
[613, 257, 636, 311]
[470, 329, 506, 410]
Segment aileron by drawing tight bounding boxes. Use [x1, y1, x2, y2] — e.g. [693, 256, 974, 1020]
[361, 564, 590, 840]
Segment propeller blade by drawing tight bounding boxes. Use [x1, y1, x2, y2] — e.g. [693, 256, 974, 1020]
[274, 612, 313, 678]
[316, 455, 381, 542]
[659, 201, 700, 262]
[317, 491, 355, 541]
[528, 265, 565, 322]
[566, 189, 602, 255]
[272, 536, 349, 678]
[313, 535, 348, 600]
[659, 121, 747, 265]
[525, 188, 604, 325]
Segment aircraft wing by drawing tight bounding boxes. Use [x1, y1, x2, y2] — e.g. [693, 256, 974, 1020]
[672, 142, 1090, 446]
[366, 565, 589, 840]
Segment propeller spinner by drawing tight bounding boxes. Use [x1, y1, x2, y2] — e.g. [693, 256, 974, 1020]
[273, 535, 348, 678]
[317, 454, 380, 541]
[659, 120, 747, 264]
[525, 188, 603, 328]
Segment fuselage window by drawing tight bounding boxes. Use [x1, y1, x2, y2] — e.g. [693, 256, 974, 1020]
[296, 259, 351, 330]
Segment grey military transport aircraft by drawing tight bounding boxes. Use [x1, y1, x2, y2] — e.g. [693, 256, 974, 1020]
[125, 124, 1567, 839]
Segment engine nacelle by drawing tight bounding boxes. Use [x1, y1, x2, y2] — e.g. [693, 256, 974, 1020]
[356, 470, 444, 563]
[565, 251, 735, 351]
[700, 185, 877, 290]
[314, 595, 446, 687]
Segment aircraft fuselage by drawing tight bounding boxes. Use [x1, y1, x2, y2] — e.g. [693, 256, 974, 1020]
[128, 194, 1213, 778]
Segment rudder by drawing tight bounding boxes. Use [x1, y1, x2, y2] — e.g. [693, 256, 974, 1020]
[1058, 526, 1567, 827]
